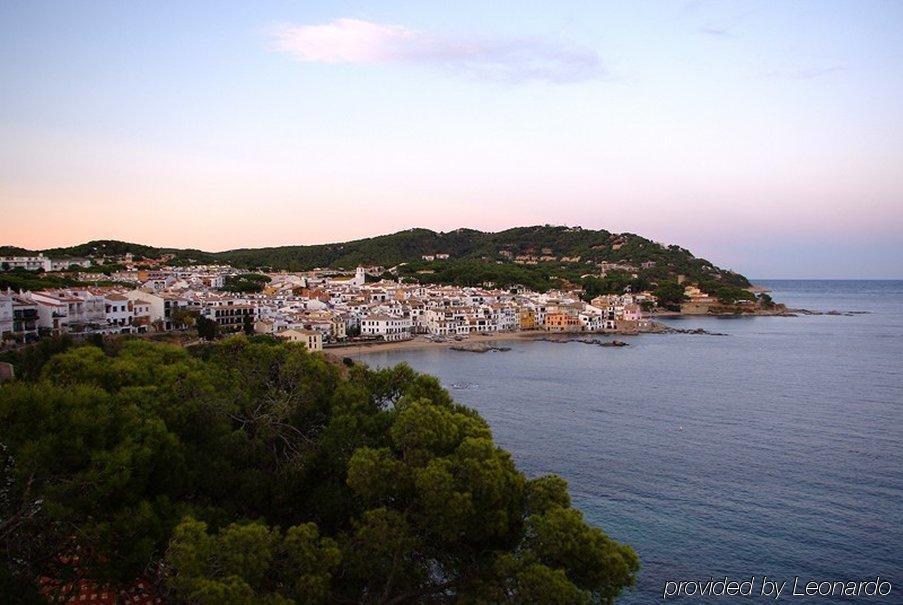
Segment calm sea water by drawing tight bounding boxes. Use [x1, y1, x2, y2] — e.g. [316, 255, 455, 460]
[353, 281, 902, 603]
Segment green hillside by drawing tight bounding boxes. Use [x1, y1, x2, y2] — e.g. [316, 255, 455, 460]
[2, 225, 751, 295]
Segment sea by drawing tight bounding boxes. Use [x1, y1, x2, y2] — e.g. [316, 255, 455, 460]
[352, 280, 902, 603]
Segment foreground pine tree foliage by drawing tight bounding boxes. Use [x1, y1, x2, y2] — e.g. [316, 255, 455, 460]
[0, 337, 638, 603]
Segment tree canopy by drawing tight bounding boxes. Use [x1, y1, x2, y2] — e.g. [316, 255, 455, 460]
[651, 282, 687, 311]
[219, 273, 272, 293]
[0, 337, 638, 604]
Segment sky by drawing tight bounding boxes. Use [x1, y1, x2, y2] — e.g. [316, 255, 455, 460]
[1, 1, 902, 278]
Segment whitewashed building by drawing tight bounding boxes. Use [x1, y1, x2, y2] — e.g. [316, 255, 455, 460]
[0, 291, 13, 338]
[104, 293, 134, 331]
[0, 254, 91, 272]
[360, 314, 412, 341]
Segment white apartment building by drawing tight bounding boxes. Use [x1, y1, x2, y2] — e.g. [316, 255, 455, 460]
[579, 311, 613, 332]
[125, 290, 191, 330]
[104, 293, 134, 331]
[498, 306, 519, 331]
[425, 308, 469, 336]
[0, 255, 46, 271]
[0, 291, 13, 338]
[200, 303, 254, 333]
[0, 254, 91, 272]
[10, 295, 39, 342]
[46, 257, 91, 271]
[126, 290, 165, 327]
[131, 299, 152, 332]
[70, 289, 106, 324]
[360, 314, 412, 341]
[465, 308, 500, 333]
[29, 291, 87, 335]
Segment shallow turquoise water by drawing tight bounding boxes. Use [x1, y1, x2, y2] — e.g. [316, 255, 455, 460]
[354, 281, 902, 603]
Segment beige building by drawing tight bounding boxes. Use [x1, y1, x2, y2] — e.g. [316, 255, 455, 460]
[277, 328, 323, 352]
[683, 285, 714, 304]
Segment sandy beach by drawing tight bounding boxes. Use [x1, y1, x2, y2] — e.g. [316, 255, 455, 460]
[326, 330, 644, 356]
[326, 331, 543, 355]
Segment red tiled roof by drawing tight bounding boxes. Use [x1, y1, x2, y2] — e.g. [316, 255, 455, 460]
[38, 576, 161, 604]
[36, 549, 162, 604]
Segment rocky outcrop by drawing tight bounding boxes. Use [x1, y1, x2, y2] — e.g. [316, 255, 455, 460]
[659, 327, 728, 336]
[789, 309, 871, 317]
[533, 336, 630, 347]
[450, 343, 511, 353]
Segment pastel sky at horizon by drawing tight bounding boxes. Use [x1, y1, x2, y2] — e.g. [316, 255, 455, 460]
[1, 1, 902, 278]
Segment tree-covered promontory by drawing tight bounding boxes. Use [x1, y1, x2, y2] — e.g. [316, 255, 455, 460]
[0, 337, 638, 603]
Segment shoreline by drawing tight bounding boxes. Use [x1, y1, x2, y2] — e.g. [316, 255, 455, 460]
[331, 326, 678, 356]
[330, 306, 833, 356]
[328, 329, 665, 355]
[329, 331, 557, 355]
[331, 324, 734, 356]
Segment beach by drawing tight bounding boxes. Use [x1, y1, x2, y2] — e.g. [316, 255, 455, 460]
[325, 329, 650, 355]
[326, 330, 551, 355]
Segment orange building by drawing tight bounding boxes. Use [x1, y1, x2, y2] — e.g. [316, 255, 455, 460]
[543, 312, 581, 332]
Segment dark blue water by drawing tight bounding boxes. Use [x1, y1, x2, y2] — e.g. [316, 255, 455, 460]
[354, 281, 902, 603]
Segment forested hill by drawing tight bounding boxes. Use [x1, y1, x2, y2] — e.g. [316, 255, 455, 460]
[2, 225, 751, 293]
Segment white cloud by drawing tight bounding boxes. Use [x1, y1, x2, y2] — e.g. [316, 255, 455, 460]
[268, 18, 604, 84]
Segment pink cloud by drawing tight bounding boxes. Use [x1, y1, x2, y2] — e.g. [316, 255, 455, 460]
[269, 18, 604, 83]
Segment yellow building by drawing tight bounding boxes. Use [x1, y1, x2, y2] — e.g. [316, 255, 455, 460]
[277, 329, 323, 352]
[518, 308, 536, 330]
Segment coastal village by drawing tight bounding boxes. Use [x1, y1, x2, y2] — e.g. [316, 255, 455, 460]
[0, 250, 680, 352]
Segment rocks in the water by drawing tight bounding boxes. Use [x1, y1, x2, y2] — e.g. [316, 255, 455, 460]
[450, 382, 479, 389]
[450, 343, 511, 353]
[534, 336, 629, 347]
[662, 327, 728, 336]
[790, 308, 870, 317]
[576, 338, 629, 347]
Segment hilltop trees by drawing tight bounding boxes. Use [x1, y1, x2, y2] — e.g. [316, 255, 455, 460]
[581, 273, 651, 300]
[397, 259, 569, 292]
[219, 273, 271, 294]
[0, 337, 638, 604]
[8, 226, 753, 289]
[651, 282, 687, 311]
[704, 284, 757, 305]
